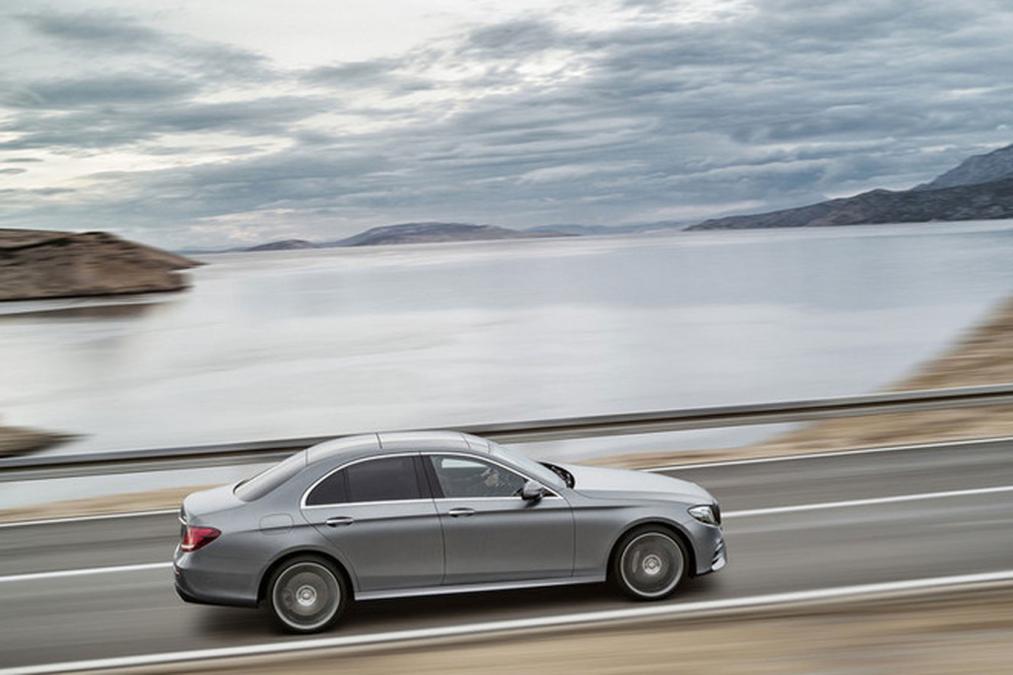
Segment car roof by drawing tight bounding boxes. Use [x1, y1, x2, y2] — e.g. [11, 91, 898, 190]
[304, 430, 491, 466]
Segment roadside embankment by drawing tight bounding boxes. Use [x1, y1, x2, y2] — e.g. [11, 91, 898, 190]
[127, 582, 1013, 674]
[0, 485, 211, 523]
[607, 295, 1013, 468]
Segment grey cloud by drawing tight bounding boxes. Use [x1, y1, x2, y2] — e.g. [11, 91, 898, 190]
[16, 11, 160, 46]
[0, 95, 330, 152]
[16, 10, 273, 81]
[303, 60, 397, 84]
[462, 19, 564, 55]
[0, 168, 27, 175]
[2, 75, 198, 109]
[4, 0, 1013, 246]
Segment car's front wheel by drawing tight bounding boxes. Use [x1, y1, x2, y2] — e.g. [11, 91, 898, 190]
[266, 556, 348, 633]
[612, 526, 687, 600]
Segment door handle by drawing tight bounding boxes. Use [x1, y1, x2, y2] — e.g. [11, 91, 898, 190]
[325, 516, 354, 527]
[448, 507, 476, 517]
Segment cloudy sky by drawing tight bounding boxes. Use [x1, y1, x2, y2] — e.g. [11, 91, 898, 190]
[2, 0, 1012, 248]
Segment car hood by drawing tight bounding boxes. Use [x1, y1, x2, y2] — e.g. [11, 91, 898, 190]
[559, 463, 713, 503]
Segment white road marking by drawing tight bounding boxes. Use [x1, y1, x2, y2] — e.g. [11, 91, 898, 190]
[647, 434, 1013, 472]
[724, 483, 1013, 518]
[0, 562, 172, 584]
[4, 481, 1013, 585]
[4, 569, 1013, 675]
[0, 509, 178, 530]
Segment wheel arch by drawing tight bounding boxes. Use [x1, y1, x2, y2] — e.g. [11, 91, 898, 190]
[257, 547, 355, 606]
[606, 518, 698, 579]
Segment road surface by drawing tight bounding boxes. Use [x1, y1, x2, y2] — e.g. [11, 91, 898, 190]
[2, 438, 1013, 670]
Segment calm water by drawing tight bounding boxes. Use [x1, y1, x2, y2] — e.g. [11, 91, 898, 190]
[4, 220, 1013, 462]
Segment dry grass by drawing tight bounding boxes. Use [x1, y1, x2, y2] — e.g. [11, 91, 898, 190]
[0, 485, 215, 524]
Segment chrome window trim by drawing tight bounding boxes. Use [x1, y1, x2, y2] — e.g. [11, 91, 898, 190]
[300, 449, 563, 509]
[302, 498, 435, 510]
[299, 452, 423, 510]
[423, 451, 562, 500]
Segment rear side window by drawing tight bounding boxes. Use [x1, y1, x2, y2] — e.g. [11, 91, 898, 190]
[235, 451, 306, 502]
[306, 455, 423, 506]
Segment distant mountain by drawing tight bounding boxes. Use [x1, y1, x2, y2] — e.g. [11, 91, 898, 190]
[331, 222, 565, 247]
[244, 239, 316, 252]
[224, 222, 573, 253]
[688, 143, 1013, 231]
[526, 220, 687, 236]
[688, 176, 1013, 230]
[916, 143, 1013, 190]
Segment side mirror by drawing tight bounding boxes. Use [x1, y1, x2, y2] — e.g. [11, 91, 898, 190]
[521, 480, 546, 501]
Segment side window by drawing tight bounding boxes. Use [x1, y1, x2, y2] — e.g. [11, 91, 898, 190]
[306, 455, 422, 505]
[305, 469, 347, 506]
[429, 455, 526, 498]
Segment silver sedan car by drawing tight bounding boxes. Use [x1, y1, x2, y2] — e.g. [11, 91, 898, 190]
[174, 431, 726, 632]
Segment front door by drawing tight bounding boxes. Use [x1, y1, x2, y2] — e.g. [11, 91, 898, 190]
[302, 453, 443, 592]
[426, 453, 574, 585]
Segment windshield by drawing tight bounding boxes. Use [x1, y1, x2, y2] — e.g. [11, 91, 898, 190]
[488, 442, 565, 489]
[234, 451, 306, 501]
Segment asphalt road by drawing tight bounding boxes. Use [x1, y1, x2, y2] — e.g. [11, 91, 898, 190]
[2, 439, 1013, 670]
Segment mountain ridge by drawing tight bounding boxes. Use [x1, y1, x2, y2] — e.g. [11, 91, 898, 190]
[688, 143, 1013, 231]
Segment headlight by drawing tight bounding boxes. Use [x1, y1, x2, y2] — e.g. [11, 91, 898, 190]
[689, 504, 720, 526]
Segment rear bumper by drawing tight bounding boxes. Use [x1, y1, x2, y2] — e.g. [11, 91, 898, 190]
[173, 549, 259, 608]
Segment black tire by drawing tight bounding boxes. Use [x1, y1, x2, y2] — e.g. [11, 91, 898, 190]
[611, 526, 688, 600]
[266, 555, 348, 633]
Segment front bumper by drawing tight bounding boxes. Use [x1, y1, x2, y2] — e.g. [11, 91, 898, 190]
[709, 536, 727, 572]
[691, 522, 727, 576]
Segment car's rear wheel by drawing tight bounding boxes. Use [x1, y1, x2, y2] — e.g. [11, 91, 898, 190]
[267, 556, 347, 633]
[612, 526, 687, 600]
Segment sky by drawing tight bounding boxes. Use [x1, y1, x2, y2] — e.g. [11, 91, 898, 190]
[2, 0, 1013, 248]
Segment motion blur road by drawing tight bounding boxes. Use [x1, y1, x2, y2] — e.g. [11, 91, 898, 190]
[3, 439, 1013, 670]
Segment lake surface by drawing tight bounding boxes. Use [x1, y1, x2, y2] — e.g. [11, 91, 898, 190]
[4, 220, 1013, 463]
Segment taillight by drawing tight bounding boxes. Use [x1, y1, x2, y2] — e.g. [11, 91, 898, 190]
[180, 525, 220, 552]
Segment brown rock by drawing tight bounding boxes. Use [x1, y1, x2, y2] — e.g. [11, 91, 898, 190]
[0, 228, 199, 301]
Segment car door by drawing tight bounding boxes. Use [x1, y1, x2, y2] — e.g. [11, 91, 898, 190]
[425, 453, 574, 585]
[301, 453, 443, 592]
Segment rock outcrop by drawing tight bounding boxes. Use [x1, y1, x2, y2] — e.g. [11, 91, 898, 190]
[0, 229, 199, 301]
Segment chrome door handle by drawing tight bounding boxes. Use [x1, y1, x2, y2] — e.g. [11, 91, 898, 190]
[448, 507, 476, 517]
[325, 516, 354, 527]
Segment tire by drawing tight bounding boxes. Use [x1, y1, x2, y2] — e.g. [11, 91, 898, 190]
[266, 555, 348, 633]
[611, 526, 688, 600]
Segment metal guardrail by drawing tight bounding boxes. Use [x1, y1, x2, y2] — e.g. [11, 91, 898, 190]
[6, 383, 1013, 481]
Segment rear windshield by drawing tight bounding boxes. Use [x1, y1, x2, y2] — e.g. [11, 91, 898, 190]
[234, 451, 306, 501]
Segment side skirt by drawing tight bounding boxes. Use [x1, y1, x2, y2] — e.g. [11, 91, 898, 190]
[355, 575, 605, 601]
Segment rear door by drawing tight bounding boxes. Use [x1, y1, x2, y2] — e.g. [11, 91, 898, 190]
[302, 454, 443, 592]
[425, 453, 574, 585]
